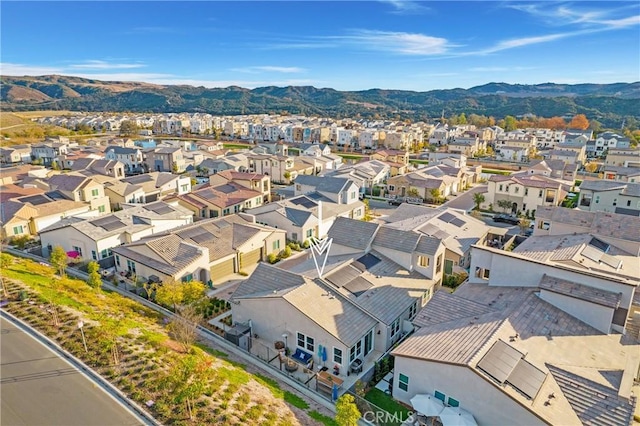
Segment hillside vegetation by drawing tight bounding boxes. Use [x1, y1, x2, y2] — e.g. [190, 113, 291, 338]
[2, 75, 639, 128]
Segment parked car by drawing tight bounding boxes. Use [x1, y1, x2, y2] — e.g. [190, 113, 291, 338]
[493, 214, 521, 225]
[388, 198, 403, 206]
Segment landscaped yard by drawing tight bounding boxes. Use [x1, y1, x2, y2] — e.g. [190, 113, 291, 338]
[0, 254, 334, 425]
[363, 388, 412, 426]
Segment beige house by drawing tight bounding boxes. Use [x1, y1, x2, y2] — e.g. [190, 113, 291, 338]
[577, 180, 640, 215]
[46, 174, 112, 215]
[209, 170, 271, 203]
[484, 175, 565, 215]
[174, 181, 264, 219]
[112, 215, 286, 285]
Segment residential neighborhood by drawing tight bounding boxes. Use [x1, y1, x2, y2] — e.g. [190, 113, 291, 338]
[1, 110, 640, 426]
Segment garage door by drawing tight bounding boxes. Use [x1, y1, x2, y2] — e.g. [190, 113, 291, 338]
[210, 259, 235, 280]
[241, 248, 263, 267]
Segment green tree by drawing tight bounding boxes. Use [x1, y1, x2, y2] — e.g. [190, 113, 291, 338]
[86, 261, 102, 290]
[407, 188, 420, 198]
[182, 280, 206, 305]
[429, 188, 441, 204]
[497, 199, 512, 213]
[155, 279, 184, 311]
[458, 113, 467, 125]
[473, 192, 485, 211]
[119, 120, 139, 136]
[164, 353, 214, 421]
[335, 394, 361, 426]
[49, 245, 68, 277]
[362, 198, 373, 222]
[518, 217, 532, 235]
[503, 115, 517, 131]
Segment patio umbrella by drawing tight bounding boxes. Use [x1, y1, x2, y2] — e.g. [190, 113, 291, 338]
[410, 394, 445, 417]
[439, 406, 477, 426]
[321, 346, 327, 363]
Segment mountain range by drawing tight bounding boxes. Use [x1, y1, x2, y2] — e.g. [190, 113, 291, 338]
[2, 75, 639, 127]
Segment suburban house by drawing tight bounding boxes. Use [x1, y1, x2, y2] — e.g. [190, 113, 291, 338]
[112, 215, 286, 285]
[45, 174, 112, 215]
[604, 148, 640, 168]
[145, 147, 186, 172]
[70, 158, 125, 179]
[577, 180, 640, 215]
[39, 201, 194, 261]
[323, 160, 390, 195]
[522, 159, 578, 182]
[245, 195, 320, 243]
[104, 146, 145, 174]
[229, 217, 445, 387]
[370, 149, 409, 174]
[602, 166, 640, 182]
[0, 145, 32, 164]
[496, 145, 529, 162]
[0, 193, 92, 241]
[173, 181, 264, 219]
[383, 204, 506, 273]
[391, 271, 639, 426]
[198, 153, 250, 175]
[427, 153, 467, 168]
[248, 153, 296, 184]
[595, 131, 631, 155]
[208, 170, 271, 203]
[30, 142, 70, 166]
[483, 175, 566, 215]
[547, 149, 580, 165]
[554, 142, 587, 165]
[448, 137, 486, 157]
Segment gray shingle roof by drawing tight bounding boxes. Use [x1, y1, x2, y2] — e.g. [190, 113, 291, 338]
[539, 274, 621, 309]
[415, 235, 441, 256]
[412, 291, 496, 328]
[294, 175, 353, 193]
[372, 226, 420, 253]
[580, 180, 628, 192]
[547, 365, 636, 426]
[113, 235, 204, 276]
[231, 263, 306, 299]
[327, 217, 379, 250]
[47, 174, 89, 192]
[284, 207, 313, 227]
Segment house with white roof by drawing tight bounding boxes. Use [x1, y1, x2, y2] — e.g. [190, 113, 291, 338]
[577, 180, 640, 215]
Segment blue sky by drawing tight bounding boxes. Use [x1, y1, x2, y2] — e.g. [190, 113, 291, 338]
[1, 1, 639, 91]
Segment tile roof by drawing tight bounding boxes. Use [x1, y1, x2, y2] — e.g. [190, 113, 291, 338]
[547, 365, 636, 426]
[231, 262, 306, 299]
[580, 180, 628, 192]
[327, 217, 379, 250]
[372, 226, 420, 253]
[294, 175, 353, 193]
[415, 235, 442, 256]
[539, 274, 621, 309]
[412, 291, 496, 328]
[46, 174, 90, 192]
[113, 236, 204, 276]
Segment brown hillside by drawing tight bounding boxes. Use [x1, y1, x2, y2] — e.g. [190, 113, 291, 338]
[5, 85, 51, 102]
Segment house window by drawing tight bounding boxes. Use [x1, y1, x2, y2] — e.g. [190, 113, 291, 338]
[223, 208, 230, 215]
[273, 240, 280, 251]
[126, 259, 136, 273]
[514, 186, 519, 194]
[435, 391, 446, 402]
[306, 229, 313, 238]
[499, 184, 503, 192]
[390, 318, 400, 338]
[448, 397, 460, 408]
[435, 254, 443, 274]
[101, 249, 109, 258]
[72, 246, 83, 256]
[595, 195, 600, 204]
[524, 188, 529, 196]
[483, 269, 490, 279]
[398, 374, 409, 392]
[98, 205, 106, 213]
[182, 274, 193, 282]
[296, 332, 314, 352]
[539, 189, 543, 197]
[115, 255, 120, 266]
[91, 189, 99, 197]
[333, 347, 343, 365]
[350, 192, 356, 200]
[418, 255, 429, 267]
[92, 250, 97, 260]
[349, 340, 363, 363]
[422, 289, 430, 305]
[613, 198, 617, 206]
[201, 209, 207, 218]
[409, 301, 418, 319]
[628, 200, 632, 206]
[13, 225, 23, 235]
[181, 184, 188, 192]
[234, 205, 240, 213]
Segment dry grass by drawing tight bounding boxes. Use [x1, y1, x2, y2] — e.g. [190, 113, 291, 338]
[14, 110, 76, 118]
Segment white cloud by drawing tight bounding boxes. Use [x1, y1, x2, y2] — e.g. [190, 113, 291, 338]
[507, 3, 639, 29]
[69, 60, 145, 70]
[343, 30, 451, 55]
[380, 0, 430, 15]
[230, 66, 307, 74]
[0, 62, 64, 75]
[142, 78, 318, 89]
[469, 66, 536, 72]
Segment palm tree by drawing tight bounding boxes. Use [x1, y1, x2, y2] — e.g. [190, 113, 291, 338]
[473, 193, 485, 211]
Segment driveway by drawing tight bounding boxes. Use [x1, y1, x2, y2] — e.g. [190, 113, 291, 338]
[444, 185, 488, 212]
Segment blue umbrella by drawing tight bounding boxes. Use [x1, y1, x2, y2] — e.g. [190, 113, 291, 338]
[317, 344, 323, 358]
[332, 384, 339, 401]
[321, 346, 327, 363]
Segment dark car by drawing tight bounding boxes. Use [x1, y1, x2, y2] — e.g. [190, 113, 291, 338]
[388, 199, 403, 206]
[493, 214, 521, 225]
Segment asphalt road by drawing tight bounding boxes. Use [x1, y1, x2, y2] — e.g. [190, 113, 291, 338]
[0, 316, 143, 426]
[443, 185, 488, 211]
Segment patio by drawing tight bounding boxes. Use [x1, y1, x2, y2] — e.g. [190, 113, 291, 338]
[248, 334, 383, 399]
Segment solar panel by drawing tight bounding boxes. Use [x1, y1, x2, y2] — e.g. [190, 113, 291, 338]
[215, 184, 237, 194]
[344, 277, 373, 297]
[506, 359, 547, 400]
[290, 196, 318, 209]
[90, 216, 118, 227]
[477, 340, 524, 384]
[450, 218, 466, 228]
[191, 232, 215, 244]
[151, 205, 174, 215]
[437, 212, 456, 223]
[101, 220, 126, 231]
[126, 174, 153, 184]
[19, 194, 51, 205]
[325, 265, 361, 288]
[589, 237, 610, 253]
[354, 253, 381, 271]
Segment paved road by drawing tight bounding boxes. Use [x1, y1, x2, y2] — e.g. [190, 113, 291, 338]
[0, 316, 143, 426]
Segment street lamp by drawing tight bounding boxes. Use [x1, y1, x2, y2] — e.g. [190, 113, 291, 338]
[78, 321, 88, 353]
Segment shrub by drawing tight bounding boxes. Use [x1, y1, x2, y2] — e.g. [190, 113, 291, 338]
[267, 253, 278, 264]
[279, 246, 292, 259]
[10, 235, 31, 250]
[302, 239, 311, 249]
[0, 253, 13, 269]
